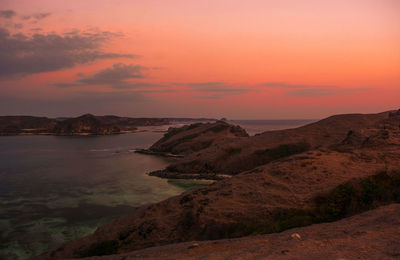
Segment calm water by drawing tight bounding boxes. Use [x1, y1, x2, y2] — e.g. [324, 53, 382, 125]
[0, 130, 184, 260]
[0, 120, 315, 260]
[231, 119, 316, 136]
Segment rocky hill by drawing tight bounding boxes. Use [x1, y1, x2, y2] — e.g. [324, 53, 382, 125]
[34, 109, 400, 259]
[149, 121, 248, 155]
[150, 111, 397, 178]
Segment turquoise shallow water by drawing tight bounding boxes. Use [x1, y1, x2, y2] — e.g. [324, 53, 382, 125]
[0, 131, 185, 260]
[0, 120, 314, 260]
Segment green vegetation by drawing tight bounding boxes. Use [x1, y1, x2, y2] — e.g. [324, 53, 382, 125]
[254, 142, 310, 160]
[314, 170, 400, 221]
[79, 240, 118, 257]
[214, 170, 400, 239]
[209, 124, 229, 133]
[227, 147, 242, 154]
[187, 123, 203, 130]
[168, 179, 211, 190]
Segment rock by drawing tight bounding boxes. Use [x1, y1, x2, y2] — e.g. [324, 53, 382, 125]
[187, 243, 199, 249]
[291, 233, 301, 240]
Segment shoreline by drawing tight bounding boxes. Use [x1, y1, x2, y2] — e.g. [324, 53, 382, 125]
[135, 149, 184, 158]
[0, 129, 145, 136]
[148, 169, 232, 180]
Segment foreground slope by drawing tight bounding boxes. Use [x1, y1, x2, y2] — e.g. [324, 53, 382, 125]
[35, 110, 400, 259]
[87, 204, 400, 260]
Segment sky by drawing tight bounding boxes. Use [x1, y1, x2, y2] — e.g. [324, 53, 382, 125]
[0, 0, 399, 119]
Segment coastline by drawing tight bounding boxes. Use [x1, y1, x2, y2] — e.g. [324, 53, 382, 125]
[0, 129, 145, 136]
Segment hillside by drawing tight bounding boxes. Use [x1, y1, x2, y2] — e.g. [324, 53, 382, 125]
[150, 111, 397, 178]
[34, 109, 400, 259]
[72, 204, 400, 260]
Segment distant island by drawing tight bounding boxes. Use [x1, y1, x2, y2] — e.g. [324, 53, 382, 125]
[0, 114, 218, 136]
[0, 114, 171, 135]
[36, 109, 400, 259]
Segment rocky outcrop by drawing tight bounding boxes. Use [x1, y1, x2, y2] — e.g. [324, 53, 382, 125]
[52, 114, 121, 135]
[149, 121, 249, 155]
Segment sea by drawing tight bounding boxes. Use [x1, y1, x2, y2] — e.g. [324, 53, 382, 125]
[0, 119, 315, 260]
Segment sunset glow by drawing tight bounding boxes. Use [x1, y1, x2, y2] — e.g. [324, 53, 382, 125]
[0, 0, 399, 118]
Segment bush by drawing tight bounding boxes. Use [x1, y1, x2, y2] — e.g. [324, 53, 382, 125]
[209, 124, 229, 133]
[79, 240, 118, 257]
[227, 147, 242, 154]
[187, 123, 202, 130]
[254, 142, 310, 160]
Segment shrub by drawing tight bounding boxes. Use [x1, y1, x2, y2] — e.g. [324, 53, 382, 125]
[79, 240, 118, 257]
[187, 123, 202, 130]
[209, 124, 229, 133]
[254, 142, 310, 160]
[227, 147, 242, 154]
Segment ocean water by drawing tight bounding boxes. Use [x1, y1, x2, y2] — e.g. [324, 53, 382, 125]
[0, 130, 183, 260]
[231, 119, 316, 136]
[0, 120, 315, 259]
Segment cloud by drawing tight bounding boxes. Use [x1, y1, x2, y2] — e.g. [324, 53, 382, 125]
[77, 63, 144, 85]
[54, 63, 168, 89]
[178, 81, 252, 98]
[259, 82, 373, 97]
[0, 10, 16, 19]
[20, 12, 51, 23]
[33, 13, 51, 20]
[260, 82, 336, 89]
[287, 88, 371, 97]
[0, 28, 135, 78]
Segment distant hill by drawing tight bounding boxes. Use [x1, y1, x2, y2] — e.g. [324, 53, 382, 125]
[0, 114, 171, 135]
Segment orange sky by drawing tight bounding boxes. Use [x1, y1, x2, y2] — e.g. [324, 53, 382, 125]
[0, 0, 399, 119]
